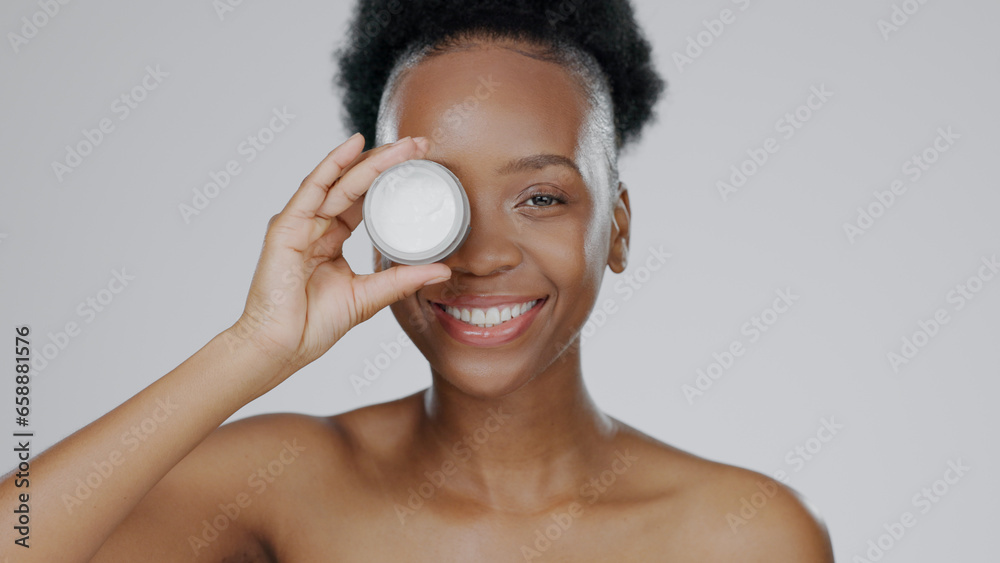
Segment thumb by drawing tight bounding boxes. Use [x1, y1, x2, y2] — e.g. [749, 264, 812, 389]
[351, 264, 452, 321]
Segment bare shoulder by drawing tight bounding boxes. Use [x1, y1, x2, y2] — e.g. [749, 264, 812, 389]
[91, 410, 348, 562]
[202, 391, 422, 503]
[198, 389, 422, 479]
[95, 393, 421, 562]
[610, 420, 835, 562]
[686, 462, 835, 561]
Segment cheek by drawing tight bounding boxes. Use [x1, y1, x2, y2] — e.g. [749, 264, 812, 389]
[526, 214, 602, 291]
[391, 298, 433, 339]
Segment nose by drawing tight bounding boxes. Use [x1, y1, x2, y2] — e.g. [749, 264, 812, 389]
[442, 199, 523, 277]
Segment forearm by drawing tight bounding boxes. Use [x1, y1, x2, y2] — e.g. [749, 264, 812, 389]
[0, 327, 286, 562]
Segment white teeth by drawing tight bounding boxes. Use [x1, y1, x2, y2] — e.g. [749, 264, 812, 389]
[471, 308, 486, 325]
[442, 299, 541, 328]
[485, 307, 500, 325]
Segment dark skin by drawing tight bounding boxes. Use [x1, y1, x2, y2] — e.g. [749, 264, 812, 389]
[4, 39, 833, 562]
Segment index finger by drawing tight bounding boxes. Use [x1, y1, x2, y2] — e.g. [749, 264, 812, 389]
[315, 136, 429, 221]
[280, 132, 367, 221]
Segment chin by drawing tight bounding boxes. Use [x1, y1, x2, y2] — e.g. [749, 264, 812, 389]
[431, 360, 538, 399]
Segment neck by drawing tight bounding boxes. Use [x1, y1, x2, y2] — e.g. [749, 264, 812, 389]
[416, 347, 620, 512]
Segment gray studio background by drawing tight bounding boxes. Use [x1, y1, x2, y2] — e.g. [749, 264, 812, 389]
[2, 0, 997, 560]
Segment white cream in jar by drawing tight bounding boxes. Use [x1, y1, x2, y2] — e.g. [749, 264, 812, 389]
[363, 159, 471, 265]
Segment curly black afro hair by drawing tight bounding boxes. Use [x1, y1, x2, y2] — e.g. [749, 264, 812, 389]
[334, 0, 666, 152]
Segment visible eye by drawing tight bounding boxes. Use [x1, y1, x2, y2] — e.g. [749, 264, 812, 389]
[523, 193, 566, 208]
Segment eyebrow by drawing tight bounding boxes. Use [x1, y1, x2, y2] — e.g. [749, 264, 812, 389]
[437, 154, 583, 179]
[497, 154, 582, 177]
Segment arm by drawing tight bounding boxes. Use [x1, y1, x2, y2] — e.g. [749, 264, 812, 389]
[0, 329, 282, 561]
[0, 133, 449, 562]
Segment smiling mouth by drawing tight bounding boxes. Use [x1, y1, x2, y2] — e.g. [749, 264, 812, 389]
[431, 298, 546, 328]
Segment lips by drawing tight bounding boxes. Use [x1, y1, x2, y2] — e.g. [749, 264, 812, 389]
[428, 296, 547, 348]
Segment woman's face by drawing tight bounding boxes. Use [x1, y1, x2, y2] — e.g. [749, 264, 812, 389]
[376, 41, 630, 398]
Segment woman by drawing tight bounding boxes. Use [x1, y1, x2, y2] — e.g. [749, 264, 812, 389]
[2, 0, 834, 560]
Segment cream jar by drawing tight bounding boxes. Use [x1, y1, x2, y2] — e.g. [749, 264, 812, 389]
[363, 159, 471, 265]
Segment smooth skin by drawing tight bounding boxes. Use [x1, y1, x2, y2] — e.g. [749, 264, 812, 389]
[0, 40, 834, 562]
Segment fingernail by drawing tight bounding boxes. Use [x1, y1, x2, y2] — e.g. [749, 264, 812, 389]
[338, 132, 363, 150]
[390, 136, 412, 147]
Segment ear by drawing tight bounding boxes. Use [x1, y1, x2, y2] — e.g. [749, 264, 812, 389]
[608, 181, 631, 274]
